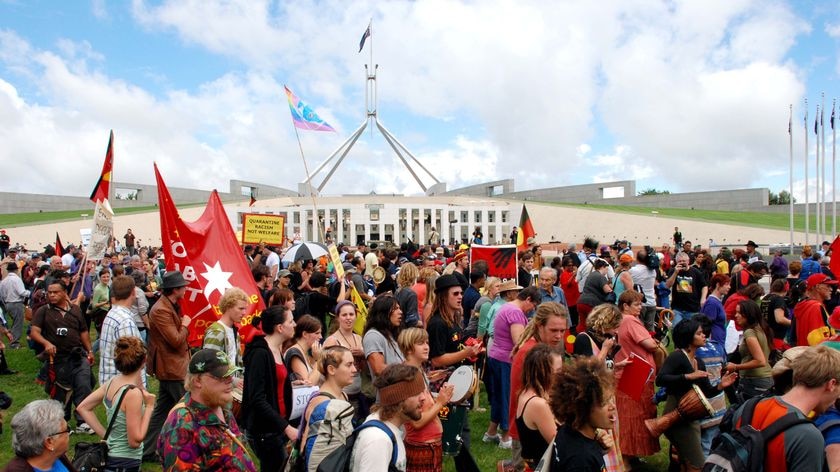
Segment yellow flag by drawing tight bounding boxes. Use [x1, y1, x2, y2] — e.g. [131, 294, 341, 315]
[351, 285, 368, 335]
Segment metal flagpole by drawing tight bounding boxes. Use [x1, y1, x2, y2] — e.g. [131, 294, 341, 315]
[822, 93, 827, 243]
[817, 103, 822, 245]
[834, 98, 837, 237]
[806, 99, 810, 245]
[789, 104, 794, 254]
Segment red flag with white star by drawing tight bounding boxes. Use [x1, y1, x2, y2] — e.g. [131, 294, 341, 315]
[155, 164, 265, 347]
[830, 236, 840, 280]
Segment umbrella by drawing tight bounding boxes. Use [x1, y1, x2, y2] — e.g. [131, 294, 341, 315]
[282, 241, 329, 263]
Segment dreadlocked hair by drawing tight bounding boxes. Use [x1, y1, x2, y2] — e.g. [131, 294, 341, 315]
[550, 356, 614, 431]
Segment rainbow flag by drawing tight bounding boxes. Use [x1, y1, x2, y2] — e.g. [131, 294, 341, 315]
[284, 85, 335, 132]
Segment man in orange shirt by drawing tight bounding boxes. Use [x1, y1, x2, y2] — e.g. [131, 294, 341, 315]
[728, 345, 840, 472]
[793, 274, 838, 346]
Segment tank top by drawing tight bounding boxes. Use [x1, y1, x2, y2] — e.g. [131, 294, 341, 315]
[104, 382, 143, 462]
[612, 270, 628, 303]
[515, 395, 548, 467]
[276, 362, 288, 418]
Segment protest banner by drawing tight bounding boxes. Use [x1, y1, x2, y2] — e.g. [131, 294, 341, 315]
[241, 213, 285, 246]
[87, 200, 113, 260]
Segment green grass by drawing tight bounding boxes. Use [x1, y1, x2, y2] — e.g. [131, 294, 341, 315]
[531, 200, 825, 233]
[1, 345, 670, 472]
[0, 204, 205, 227]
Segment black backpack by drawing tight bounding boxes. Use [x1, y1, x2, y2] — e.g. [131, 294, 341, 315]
[316, 419, 399, 472]
[703, 397, 810, 472]
[293, 292, 312, 321]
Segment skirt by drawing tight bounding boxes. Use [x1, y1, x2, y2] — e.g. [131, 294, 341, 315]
[616, 384, 660, 457]
[405, 439, 443, 472]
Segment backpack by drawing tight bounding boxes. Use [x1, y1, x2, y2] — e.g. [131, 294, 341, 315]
[293, 292, 312, 321]
[316, 419, 399, 472]
[703, 397, 810, 472]
[304, 393, 355, 472]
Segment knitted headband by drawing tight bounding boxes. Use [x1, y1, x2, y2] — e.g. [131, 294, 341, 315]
[378, 371, 426, 406]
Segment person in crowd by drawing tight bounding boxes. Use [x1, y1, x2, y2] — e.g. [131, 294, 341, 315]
[656, 318, 737, 472]
[630, 247, 658, 331]
[666, 252, 707, 328]
[546, 357, 616, 472]
[363, 295, 406, 385]
[242, 306, 297, 472]
[398, 327, 453, 472]
[518, 251, 535, 288]
[471, 276, 500, 339]
[89, 268, 112, 339]
[142, 271, 191, 462]
[304, 271, 346, 332]
[158, 349, 256, 471]
[691, 314, 727, 457]
[761, 278, 792, 352]
[285, 314, 323, 385]
[800, 245, 821, 281]
[769, 249, 789, 281]
[726, 299, 773, 402]
[615, 291, 660, 468]
[268, 287, 296, 310]
[507, 302, 569, 472]
[324, 300, 367, 422]
[699, 274, 730, 358]
[559, 255, 581, 330]
[462, 270, 486, 330]
[733, 344, 840, 471]
[515, 344, 563, 471]
[427, 274, 481, 472]
[301, 346, 356, 471]
[30, 279, 95, 434]
[351, 364, 426, 472]
[786, 261, 805, 310]
[203, 287, 247, 368]
[612, 253, 635, 302]
[98, 275, 145, 387]
[485, 286, 539, 449]
[723, 283, 764, 321]
[576, 259, 614, 333]
[793, 273, 837, 346]
[537, 267, 568, 309]
[4, 400, 77, 472]
[78, 336, 156, 472]
[395, 262, 421, 328]
[0, 262, 29, 350]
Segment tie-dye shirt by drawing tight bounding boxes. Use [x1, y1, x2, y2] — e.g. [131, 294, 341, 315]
[159, 392, 256, 471]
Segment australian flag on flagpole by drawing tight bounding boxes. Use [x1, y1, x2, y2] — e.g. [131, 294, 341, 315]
[359, 23, 371, 53]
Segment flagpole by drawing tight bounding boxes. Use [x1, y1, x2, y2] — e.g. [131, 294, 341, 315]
[822, 92, 827, 243]
[789, 104, 794, 254]
[289, 113, 327, 244]
[834, 98, 837, 238]
[817, 103, 822, 245]
[805, 99, 810, 245]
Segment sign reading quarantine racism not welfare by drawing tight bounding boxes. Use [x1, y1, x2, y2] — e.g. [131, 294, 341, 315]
[241, 213, 285, 245]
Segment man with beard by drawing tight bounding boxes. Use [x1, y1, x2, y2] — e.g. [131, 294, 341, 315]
[351, 364, 426, 472]
[505, 302, 569, 472]
[159, 349, 256, 471]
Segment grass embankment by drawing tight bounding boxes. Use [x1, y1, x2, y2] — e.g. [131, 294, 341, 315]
[0, 204, 206, 227]
[0, 346, 670, 471]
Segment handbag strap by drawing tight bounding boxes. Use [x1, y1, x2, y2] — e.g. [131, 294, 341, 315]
[104, 385, 136, 440]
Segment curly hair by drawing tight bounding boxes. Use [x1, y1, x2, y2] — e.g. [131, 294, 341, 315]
[218, 287, 249, 314]
[397, 263, 419, 288]
[550, 357, 614, 430]
[586, 303, 622, 334]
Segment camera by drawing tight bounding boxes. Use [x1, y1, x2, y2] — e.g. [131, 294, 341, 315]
[55, 327, 68, 337]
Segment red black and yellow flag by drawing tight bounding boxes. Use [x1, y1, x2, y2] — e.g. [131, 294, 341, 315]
[55, 232, 65, 258]
[249, 190, 257, 207]
[516, 204, 535, 252]
[90, 130, 114, 203]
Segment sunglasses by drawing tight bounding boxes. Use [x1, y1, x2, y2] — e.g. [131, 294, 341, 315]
[205, 373, 235, 384]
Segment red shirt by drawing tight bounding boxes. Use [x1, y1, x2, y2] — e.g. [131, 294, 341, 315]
[508, 338, 538, 440]
[559, 270, 580, 306]
[275, 362, 288, 418]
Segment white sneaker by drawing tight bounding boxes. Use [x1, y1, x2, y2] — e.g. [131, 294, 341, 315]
[483, 432, 500, 443]
[75, 423, 94, 435]
[499, 437, 512, 449]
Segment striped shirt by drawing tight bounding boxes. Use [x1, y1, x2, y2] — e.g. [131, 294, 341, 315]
[98, 305, 146, 387]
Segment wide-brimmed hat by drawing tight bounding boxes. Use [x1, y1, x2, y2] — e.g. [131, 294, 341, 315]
[161, 271, 189, 289]
[746, 240, 758, 248]
[434, 274, 461, 293]
[498, 279, 523, 293]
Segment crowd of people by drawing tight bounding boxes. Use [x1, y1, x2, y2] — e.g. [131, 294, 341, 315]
[4, 226, 840, 472]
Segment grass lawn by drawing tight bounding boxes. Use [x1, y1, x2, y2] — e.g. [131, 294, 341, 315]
[533, 200, 821, 233]
[0, 203, 205, 228]
[0, 345, 672, 472]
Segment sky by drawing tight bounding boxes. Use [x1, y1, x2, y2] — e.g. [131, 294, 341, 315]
[1, 0, 840, 201]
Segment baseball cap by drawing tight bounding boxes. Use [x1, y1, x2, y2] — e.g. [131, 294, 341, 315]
[278, 269, 291, 278]
[342, 262, 356, 274]
[806, 273, 839, 289]
[189, 349, 241, 378]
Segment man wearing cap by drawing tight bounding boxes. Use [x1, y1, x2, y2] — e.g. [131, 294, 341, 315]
[351, 364, 425, 472]
[159, 349, 256, 471]
[428, 274, 482, 471]
[793, 273, 838, 346]
[143, 270, 192, 462]
[0, 262, 29, 349]
[0, 229, 9, 259]
[745, 240, 762, 263]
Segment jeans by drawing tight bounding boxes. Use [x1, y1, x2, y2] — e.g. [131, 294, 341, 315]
[143, 379, 186, 462]
[700, 425, 719, 457]
[671, 309, 697, 329]
[737, 377, 774, 403]
[487, 357, 511, 431]
[4, 301, 24, 347]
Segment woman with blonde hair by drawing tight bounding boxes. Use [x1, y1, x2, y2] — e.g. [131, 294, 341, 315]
[396, 262, 421, 327]
[78, 336, 156, 472]
[421, 270, 439, 325]
[398, 327, 453, 472]
[414, 266, 437, 320]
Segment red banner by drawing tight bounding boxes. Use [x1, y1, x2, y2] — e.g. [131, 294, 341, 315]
[155, 164, 265, 347]
[470, 244, 517, 280]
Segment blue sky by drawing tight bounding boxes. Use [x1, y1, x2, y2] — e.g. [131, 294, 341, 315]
[1, 0, 839, 200]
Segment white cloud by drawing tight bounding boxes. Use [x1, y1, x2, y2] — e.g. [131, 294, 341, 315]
[0, 1, 819, 197]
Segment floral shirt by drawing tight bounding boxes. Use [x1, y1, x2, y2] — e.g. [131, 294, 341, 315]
[159, 392, 256, 471]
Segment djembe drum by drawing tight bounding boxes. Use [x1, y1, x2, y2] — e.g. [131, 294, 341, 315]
[645, 384, 714, 437]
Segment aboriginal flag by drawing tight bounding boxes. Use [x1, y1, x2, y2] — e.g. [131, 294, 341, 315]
[249, 190, 257, 207]
[90, 130, 114, 204]
[516, 205, 536, 252]
[55, 232, 65, 258]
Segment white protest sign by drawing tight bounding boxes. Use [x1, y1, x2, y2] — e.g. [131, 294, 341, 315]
[289, 385, 319, 420]
[87, 200, 113, 260]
